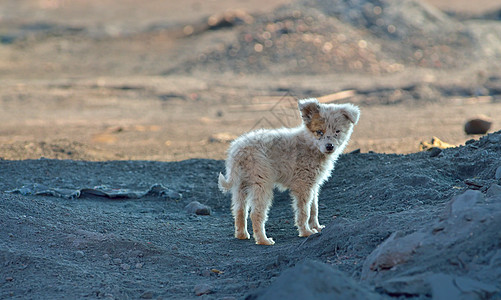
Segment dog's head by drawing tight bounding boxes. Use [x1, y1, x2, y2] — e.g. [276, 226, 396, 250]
[299, 98, 360, 154]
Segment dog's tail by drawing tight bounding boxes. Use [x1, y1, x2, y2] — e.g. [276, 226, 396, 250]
[218, 172, 233, 193]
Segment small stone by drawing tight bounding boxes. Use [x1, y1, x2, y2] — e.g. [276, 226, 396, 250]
[495, 166, 501, 180]
[201, 269, 211, 277]
[113, 258, 122, 264]
[140, 291, 154, 299]
[194, 283, 213, 296]
[428, 147, 442, 157]
[185, 201, 211, 215]
[464, 117, 492, 135]
[75, 250, 85, 258]
[120, 263, 131, 270]
[135, 263, 144, 269]
[5, 277, 13, 282]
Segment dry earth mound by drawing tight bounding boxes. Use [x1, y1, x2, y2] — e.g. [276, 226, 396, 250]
[175, 0, 476, 75]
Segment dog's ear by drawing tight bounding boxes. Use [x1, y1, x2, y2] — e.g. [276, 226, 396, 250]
[339, 104, 360, 124]
[298, 98, 320, 123]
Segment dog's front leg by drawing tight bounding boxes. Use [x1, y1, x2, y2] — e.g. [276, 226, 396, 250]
[308, 186, 325, 232]
[291, 189, 317, 237]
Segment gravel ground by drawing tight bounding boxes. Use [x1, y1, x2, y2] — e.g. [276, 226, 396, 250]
[1, 132, 500, 299]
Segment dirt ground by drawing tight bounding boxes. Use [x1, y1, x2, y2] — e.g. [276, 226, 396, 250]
[1, 0, 501, 161]
[1, 0, 501, 299]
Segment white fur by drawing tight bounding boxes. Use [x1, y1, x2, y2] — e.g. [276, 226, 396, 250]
[219, 98, 360, 245]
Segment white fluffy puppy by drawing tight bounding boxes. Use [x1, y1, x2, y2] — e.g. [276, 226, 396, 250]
[219, 98, 360, 245]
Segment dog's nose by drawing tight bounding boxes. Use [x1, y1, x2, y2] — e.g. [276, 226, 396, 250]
[326, 143, 334, 152]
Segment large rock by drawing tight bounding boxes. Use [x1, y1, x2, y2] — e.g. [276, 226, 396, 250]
[361, 189, 501, 298]
[247, 260, 380, 300]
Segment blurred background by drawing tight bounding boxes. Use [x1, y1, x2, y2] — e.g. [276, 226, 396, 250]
[1, 0, 500, 161]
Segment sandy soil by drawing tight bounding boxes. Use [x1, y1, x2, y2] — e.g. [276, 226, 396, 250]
[1, 0, 501, 299]
[1, 0, 501, 161]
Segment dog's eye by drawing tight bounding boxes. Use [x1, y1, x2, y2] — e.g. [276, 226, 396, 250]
[335, 130, 341, 134]
[316, 130, 324, 136]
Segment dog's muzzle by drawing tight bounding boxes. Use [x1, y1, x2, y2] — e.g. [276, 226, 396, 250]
[325, 143, 334, 152]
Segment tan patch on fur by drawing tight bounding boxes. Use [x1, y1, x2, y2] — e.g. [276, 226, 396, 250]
[306, 113, 326, 136]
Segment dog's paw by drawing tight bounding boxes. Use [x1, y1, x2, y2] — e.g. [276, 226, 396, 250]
[256, 237, 275, 246]
[235, 231, 251, 240]
[311, 224, 325, 232]
[299, 229, 317, 237]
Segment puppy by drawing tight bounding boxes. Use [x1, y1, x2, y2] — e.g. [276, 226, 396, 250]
[218, 98, 360, 245]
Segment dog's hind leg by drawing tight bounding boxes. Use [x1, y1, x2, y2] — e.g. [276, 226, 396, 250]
[249, 184, 275, 245]
[291, 189, 317, 237]
[231, 184, 250, 240]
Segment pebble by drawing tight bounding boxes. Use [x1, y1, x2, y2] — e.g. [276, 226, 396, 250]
[113, 258, 122, 264]
[185, 201, 211, 215]
[140, 291, 154, 299]
[201, 269, 212, 277]
[75, 250, 85, 258]
[428, 147, 442, 157]
[120, 263, 131, 270]
[194, 283, 213, 296]
[495, 166, 501, 180]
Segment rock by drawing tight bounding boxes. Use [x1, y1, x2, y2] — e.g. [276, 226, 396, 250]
[496, 166, 501, 180]
[446, 190, 483, 217]
[113, 258, 122, 264]
[120, 263, 130, 270]
[185, 201, 211, 215]
[378, 274, 429, 296]
[427, 274, 499, 300]
[487, 184, 501, 198]
[140, 291, 154, 299]
[194, 283, 213, 296]
[361, 189, 501, 296]
[361, 230, 427, 282]
[427, 273, 461, 300]
[75, 250, 85, 258]
[464, 116, 492, 135]
[248, 260, 381, 300]
[419, 136, 455, 151]
[148, 184, 182, 200]
[454, 276, 498, 297]
[428, 147, 442, 157]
